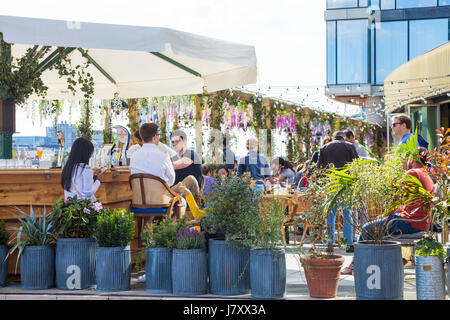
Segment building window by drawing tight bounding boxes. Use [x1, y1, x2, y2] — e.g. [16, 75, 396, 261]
[327, 21, 337, 85]
[397, 0, 437, 8]
[370, 0, 380, 9]
[409, 18, 448, 59]
[439, 0, 450, 5]
[380, 0, 395, 9]
[327, 0, 358, 9]
[359, 0, 369, 7]
[337, 19, 368, 84]
[375, 21, 408, 83]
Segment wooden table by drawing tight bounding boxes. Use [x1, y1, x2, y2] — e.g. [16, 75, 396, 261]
[0, 167, 133, 275]
[261, 193, 312, 247]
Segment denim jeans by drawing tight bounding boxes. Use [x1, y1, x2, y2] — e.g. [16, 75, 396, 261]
[358, 213, 422, 241]
[252, 182, 265, 197]
[327, 200, 353, 246]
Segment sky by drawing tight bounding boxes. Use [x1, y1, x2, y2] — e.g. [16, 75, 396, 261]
[2, 0, 329, 135]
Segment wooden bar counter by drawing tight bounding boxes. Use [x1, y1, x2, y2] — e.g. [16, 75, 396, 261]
[0, 167, 136, 275]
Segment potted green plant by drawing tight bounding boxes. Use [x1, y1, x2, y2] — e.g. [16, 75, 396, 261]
[414, 233, 446, 300]
[6, 205, 55, 289]
[200, 175, 258, 295]
[296, 175, 346, 299]
[51, 196, 102, 290]
[0, 220, 10, 287]
[141, 215, 187, 293]
[247, 198, 286, 299]
[322, 131, 434, 300]
[171, 226, 207, 296]
[94, 208, 135, 292]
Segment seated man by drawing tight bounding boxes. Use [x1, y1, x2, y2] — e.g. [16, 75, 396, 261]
[169, 129, 202, 205]
[236, 138, 271, 195]
[128, 130, 176, 160]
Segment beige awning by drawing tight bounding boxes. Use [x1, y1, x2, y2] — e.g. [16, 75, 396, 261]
[384, 41, 450, 114]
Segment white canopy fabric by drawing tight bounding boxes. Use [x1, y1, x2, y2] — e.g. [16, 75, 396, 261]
[0, 15, 257, 99]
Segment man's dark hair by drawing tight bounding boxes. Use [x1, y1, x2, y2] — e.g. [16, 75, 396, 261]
[333, 131, 345, 141]
[139, 123, 158, 143]
[343, 129, 354, 139]
[133, 130, 142, 141]
[393, 113, 412, 130]
[202, 164, 212, 175]
[171, 129, 187, 141]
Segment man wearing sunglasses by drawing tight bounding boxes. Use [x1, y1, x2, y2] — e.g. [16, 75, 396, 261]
[391, 114, 429, 149]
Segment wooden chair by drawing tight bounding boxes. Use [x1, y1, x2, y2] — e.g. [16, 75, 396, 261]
[285, 193, 314, 247]
[129, 173, 182, 247]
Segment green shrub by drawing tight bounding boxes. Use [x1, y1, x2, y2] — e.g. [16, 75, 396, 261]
[201, 175, 260, 246]
[141, 215, 187, 249]
[0, 220, 10, 246]
[174, 227, 206, 250]
[415, 233, 446, 260]
[94, 208, 135, 247]
[51, 196, 103, 238]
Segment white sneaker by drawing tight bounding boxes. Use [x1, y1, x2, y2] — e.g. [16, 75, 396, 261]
[138, 274, 146, 283]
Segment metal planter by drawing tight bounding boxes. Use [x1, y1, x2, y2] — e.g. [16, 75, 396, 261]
[172, 248, 207, 296]
[55, 238, 97, 290]
[354, 241, 404, 300]
[415, 255, 445, 300]
[96, 246, 131, 292]
[250, 249, 286, 299]
[21, 245, 55, 289]
[0, 245, 7, 287]
[146, 247, 172, 293]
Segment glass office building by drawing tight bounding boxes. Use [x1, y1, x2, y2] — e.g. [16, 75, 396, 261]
[325, 1, 450, 94]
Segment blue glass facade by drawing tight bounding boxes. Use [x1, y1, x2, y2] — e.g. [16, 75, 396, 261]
[409, 18, 449, 59]
[329, 0, 448, 9]
[326, 16, 450, 85]
[337, 19, 368, 84]
[375, 21, 408, 83]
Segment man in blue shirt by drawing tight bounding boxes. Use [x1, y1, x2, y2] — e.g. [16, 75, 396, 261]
[236, 138, 270, 195]
[391, 113, 429, 149]
[221, 135, 236, 171]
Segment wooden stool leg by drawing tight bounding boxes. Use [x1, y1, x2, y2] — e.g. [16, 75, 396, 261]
[293, 224, 297, 246]
[299, 221, 309, 247]
[281, 226, 287, 247]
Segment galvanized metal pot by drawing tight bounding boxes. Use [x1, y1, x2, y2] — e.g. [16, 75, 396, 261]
[354, 241, 404, 300]
[96, 246, 131, 292]
[208, 239, 250, 295]
[250, 249, 286, 299]
[0, 245, 7, 287]
[146, 247, 172, 293]
[172, 248, 207, 296]
[55, 238, 97, 290]
[415, 255, 445, 300]
[21, 245, 55, 289]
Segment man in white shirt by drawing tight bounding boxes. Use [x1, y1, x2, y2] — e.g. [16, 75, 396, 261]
[128, 129, 177, 161]
[130, 123, 176, 186]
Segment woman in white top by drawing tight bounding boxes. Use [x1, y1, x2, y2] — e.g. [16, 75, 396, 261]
[61, 137, 104, 200]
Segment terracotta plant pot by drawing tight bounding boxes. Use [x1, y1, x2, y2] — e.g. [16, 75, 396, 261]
[300, 254, 345, 298]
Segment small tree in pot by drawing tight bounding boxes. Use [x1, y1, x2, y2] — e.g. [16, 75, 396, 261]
[200, 176, 259, 295]
[296, 174, 346, 299]
[141, 215, 187, 293]
[246, 198, 286, 299]
[7, 206, 55, 289]
[0, 220, 10, 287]
[94, 208, 135, 292]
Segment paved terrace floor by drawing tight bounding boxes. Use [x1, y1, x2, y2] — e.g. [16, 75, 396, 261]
[0, 233, 446, 301]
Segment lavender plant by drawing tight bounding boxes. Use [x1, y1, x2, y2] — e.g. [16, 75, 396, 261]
[174, 227, 206, 250]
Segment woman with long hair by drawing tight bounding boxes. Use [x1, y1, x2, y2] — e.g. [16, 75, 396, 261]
[270, 156, 296, 185]
[61, 137, 105, 200]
